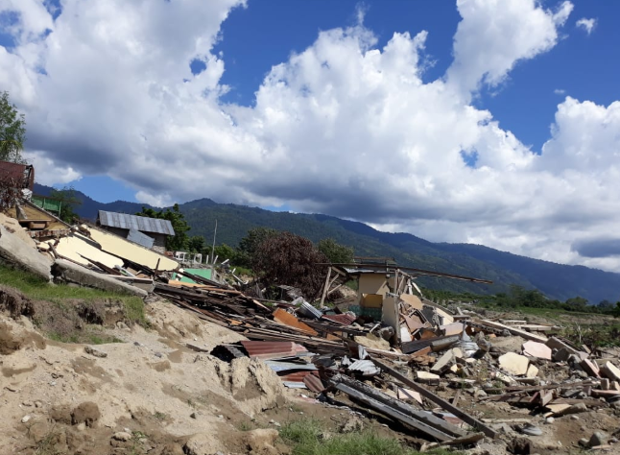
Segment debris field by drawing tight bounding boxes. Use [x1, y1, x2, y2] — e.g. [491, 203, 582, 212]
[1, 203, 620, 454]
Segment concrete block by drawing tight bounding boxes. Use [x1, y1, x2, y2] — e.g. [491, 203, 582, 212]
[600, 362, 620, 382]
[0, 224, 52, 281]
[522, 341, 552, 360]
[53, 259, 147, 297]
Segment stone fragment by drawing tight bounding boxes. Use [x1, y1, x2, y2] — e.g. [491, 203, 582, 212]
[0, 223, 52, 281]
[339, 416, 364, 433]
[526, 364, 539, 378]
[499, 352, 529, 376]
[431, 350, 455, 374]
[522, 341, 552, 360]
[84, 346, 108, 358]
[112, 432, 132, 442]
[580, 359, 600, 377]
[519, 424, 542, 437]
[416, 371, 440, 385]
[600, 362, 620, 382]
[588, 431, 607, 448]
[554, 403, 587, 417]
[71, 402, 100, 427]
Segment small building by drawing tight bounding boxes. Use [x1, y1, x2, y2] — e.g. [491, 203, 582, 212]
[96, 210, 175, 253]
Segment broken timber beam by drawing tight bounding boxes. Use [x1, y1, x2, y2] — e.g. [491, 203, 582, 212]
[371, 358, 498, 439]
[477, 319, 547, 342]
[331, 375, 463, 441]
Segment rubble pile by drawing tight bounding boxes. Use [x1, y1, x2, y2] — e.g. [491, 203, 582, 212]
[3, 206, 620, 452]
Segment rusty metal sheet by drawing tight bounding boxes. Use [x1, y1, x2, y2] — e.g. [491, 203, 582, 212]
[273, 308, 318, 336]
[322, 314, 356, 325]
[303, 374, 325, 393]
[240, 341, 308, 360]
[280, 371, 313, 382]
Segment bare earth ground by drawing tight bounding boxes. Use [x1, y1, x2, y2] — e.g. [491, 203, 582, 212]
[2, 292, 620, 454]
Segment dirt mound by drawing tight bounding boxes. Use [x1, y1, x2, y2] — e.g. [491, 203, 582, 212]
[0, 298, 290, 455]
[220, 357, 287, 417]
[0, 319, 45, 355]
[0, 286, 35, 318]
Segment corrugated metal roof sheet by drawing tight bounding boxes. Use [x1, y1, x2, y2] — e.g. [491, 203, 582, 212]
[98, 210, 175, 236]
[264, 360, 317, 373]
[303, 374, 325, 393]
[280, 371, 313, 382]
[240, 341, 308, 360]
[127, 228, 155, 249]
[347, 360, 380, 376]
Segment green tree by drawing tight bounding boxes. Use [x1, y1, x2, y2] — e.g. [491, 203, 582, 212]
[253, 232, 329, 300]
[50, 186, 82, 224]
[136, 204, 190, 251]
[565, 296, 589, 312]
[213, 244, 236, 262]
[0, 91, 26, 163]
[187, 235, 206, 253]
[236, 227, 278, 267]
[318, 238, 354, 264]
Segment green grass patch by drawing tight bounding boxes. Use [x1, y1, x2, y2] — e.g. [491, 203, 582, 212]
[280, 418, 455, 455]
[514, 306, 599, 318]
[0, 263, 140, 303]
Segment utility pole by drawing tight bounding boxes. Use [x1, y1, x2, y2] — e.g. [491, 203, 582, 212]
[210, 219, 218, 264]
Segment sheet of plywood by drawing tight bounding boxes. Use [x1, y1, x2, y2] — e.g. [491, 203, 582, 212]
[48, 234, 123, 269]
[400, 294, 423, 310]
[89, 226, 178, 271]
[441, 323, 464, 336]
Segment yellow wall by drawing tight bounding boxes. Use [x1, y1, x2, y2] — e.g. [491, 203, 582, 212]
[358, 273, 392, 296]
[89, 226, 178, 271]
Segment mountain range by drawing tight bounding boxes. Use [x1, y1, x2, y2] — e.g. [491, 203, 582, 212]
[34, 183, 620, 303]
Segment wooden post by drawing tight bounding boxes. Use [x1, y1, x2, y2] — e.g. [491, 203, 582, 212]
[319, 266, 332, 308]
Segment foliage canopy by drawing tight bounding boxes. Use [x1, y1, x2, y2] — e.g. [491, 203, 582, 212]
[0, 91, 26, 163]
[253, 231, 329, 300]
[136, 204, 190, 251]
[318, 238, 354, 264]
[50, 186, 82, 224]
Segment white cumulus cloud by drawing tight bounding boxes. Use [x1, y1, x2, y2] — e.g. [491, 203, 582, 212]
[5, 0, 620, 273]
[576, 17, 597, 35]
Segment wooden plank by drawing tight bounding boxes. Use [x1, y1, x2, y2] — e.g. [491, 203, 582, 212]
[478, 319, 547, 342]
[319, 266, 332, 308]
[371, 358, 497, 438]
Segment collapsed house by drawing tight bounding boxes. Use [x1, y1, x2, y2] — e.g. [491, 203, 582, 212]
[96, 210, 175, 253]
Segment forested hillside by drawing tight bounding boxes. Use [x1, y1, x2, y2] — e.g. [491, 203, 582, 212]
[33, 184, 620, 302]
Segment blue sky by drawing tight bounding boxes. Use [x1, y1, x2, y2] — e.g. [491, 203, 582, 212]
[52, 0, 619, 203]
[4, 0, 620, 271]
